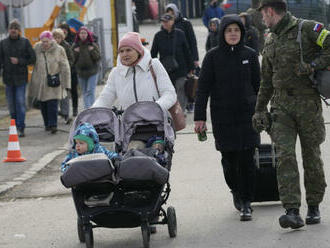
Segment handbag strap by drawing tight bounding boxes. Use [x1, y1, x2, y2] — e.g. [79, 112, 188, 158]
[43, 52, 49, 75]
[149, 59, 161, 98]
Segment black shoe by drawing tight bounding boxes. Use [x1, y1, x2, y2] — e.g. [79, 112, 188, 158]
[240, 202, 252, 221]
[279, 208, 305, 229]
[231, 190, 241, 211]
[50, 126, 57, 134]
[18, 128, 25, 137]
[45, 126, 51, 131]
[306, 205, 321, 225]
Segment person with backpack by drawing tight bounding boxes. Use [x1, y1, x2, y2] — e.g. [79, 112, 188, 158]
[253, 0, 330, 229]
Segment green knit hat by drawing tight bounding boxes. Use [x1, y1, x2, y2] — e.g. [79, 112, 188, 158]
[74, 134, 95, 153]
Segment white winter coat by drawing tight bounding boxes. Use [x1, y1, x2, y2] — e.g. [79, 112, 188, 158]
[93, 48, 177, 110]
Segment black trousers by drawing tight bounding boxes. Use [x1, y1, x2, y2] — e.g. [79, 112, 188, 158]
[221, 148, 256, 202]
[71, 71, 78, 110]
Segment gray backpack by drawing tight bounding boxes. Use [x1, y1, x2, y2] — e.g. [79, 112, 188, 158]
[297, 20, 330, 101]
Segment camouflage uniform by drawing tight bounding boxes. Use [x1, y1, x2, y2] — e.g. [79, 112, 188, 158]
[255, 12, 329, 209]
[247, 0, 267, 52]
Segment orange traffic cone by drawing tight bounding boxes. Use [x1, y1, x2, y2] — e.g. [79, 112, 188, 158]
[3, 119, 26, 162]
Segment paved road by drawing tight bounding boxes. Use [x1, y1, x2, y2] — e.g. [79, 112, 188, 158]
[1, 19, 330, 248]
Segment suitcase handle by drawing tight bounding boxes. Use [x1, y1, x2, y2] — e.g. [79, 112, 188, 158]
[254, 142, 277, 169]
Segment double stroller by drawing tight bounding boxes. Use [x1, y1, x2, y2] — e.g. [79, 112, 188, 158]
[61, 102, 177, 248]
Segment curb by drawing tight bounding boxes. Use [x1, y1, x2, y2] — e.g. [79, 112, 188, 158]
[0, 149, 65, 195]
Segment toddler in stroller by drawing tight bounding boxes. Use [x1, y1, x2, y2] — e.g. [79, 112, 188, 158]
[60, 103, 177, 248]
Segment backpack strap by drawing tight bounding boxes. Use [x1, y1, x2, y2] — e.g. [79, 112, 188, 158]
[296, 19, 306, 64]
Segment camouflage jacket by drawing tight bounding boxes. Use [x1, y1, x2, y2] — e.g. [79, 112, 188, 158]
[255, 12, 330, 112]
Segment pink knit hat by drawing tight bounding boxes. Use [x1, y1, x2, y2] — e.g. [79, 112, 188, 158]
[118, 32, 144, 56]
[40, 31, 53, 40]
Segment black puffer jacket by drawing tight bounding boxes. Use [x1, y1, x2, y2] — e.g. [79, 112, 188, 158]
[0, 36, 36, 86]
[151, 27, 194, 81]
[194, 14, 260, 152]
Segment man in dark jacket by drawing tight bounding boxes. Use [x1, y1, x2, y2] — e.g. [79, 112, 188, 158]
[0, 19, 36, 137]
[165, 3, 199, 113]
[151, 13, 194, 112]
[239, 12, 259, 53]
[194, 14, 260, 221]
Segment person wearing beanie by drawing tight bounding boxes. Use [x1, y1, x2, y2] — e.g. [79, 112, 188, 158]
[72, 26, 101, 109]
[61, 122, 120, 172]
[93, 31, 176, 111]
[0, 19, 36, 137]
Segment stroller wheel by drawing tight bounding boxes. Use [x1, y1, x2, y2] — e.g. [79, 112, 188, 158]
[77, 218, 85, 243]
[141, 222, 150, 248]
[84, 224, 94, 248]
[167, 206, 177, 238]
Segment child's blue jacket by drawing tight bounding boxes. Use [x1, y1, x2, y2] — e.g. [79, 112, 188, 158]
[61, 123, 119, 172]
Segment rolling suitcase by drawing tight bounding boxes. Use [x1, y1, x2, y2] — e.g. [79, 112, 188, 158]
[253, 143, 280, 202]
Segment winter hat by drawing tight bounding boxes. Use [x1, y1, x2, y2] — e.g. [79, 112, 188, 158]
[73, 134, 95, 153]
[118, 32, 144, 56]
[8, 19, 21, 30]
[40, 31, 53, 40]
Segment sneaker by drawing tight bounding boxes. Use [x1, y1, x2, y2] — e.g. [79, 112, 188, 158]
[231, 190, 241, 211]
[240, 201, 252, 221]
[84, 192, 114, 207]
[279, 208, 305, 229]
[306, 205, 321, 225]
[17, 128, 25, 137]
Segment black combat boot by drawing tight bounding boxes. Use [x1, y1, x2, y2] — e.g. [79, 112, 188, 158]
[306, 205, 321, 225]
[240, 201, 252, 221]
[231, 190, 241, 211]
[279, 208, 304, 229]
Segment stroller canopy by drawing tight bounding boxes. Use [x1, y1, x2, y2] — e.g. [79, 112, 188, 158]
[68, 107, 121, 149]
[121, 101, 175, 152]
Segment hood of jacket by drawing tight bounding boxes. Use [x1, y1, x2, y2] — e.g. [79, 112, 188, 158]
[73, 122, 99, 149]
[218, 14, 245, 53]
[209, 17, 221, 32]
[165, 3, 181, 18]
[117, 47, 152, 77]
[239, 12, 252, 29]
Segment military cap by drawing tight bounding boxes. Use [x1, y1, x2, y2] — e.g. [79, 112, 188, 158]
[257, 0, 287, 11]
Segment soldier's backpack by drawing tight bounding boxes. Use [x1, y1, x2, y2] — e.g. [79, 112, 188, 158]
[297, 20, 330, 102]
[252, 143, 280, 202]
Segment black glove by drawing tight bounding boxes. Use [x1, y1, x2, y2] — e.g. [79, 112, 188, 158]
[252, 111, 271, 133]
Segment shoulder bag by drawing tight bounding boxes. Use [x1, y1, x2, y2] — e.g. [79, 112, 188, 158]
[43, 52, 60, 88]
[149, 60, 186, 131]
[297, 20, 330, 101]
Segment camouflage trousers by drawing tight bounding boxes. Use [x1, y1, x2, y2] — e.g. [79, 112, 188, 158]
[270, 94, 327, 209]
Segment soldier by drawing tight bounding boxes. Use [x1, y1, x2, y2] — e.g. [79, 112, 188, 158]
[252, 0, 329, 229]
[246, 0, 267, 52]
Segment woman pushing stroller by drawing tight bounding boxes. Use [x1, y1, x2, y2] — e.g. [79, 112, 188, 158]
[92, 32, 176, 113]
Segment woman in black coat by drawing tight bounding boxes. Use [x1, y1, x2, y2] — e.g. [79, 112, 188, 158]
[194, 14, 260, 221]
